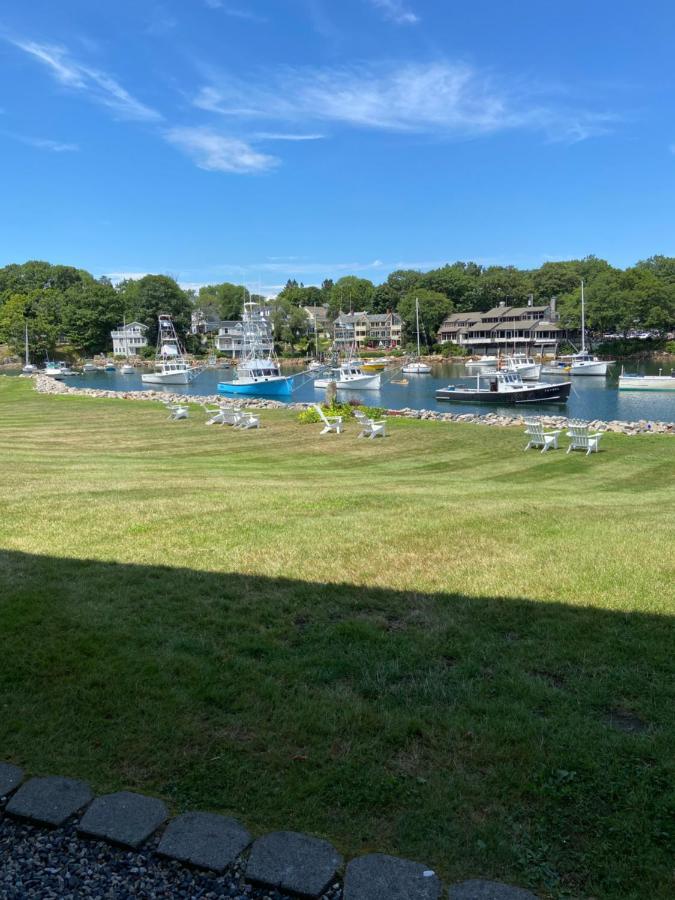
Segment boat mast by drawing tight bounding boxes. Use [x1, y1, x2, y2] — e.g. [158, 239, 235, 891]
[415, 297, 421, 359]
[580, 279, 586, 354]
[24, 321, 29, 365]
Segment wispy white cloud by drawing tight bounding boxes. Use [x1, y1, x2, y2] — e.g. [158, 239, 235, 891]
[164, 126, 278, 173]
[9, 39, 162, 121]
[369, 0, 419, 25]
[253, 131, 325, 141]
[3, 131, 79, 152]
[203, 1, 267, 22]
[193, 61, 613, 142]
[104, 272, 151, 283]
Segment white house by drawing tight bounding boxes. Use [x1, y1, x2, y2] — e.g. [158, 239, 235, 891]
[111, 322, 149, 356]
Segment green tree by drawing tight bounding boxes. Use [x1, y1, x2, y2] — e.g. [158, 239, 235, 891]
[119, 275, 192, 343]
[0, 261, 93, 302]
[62, 281, 122, 354]
[0, 292, 60, 357]
[398, 289, 453, 347]
[328, 276, 375, 317]
[271, 298, 309, 348]
[466, 267, 533, 311]
[418, 265, 473, 307]
[197, 283, 245, 321]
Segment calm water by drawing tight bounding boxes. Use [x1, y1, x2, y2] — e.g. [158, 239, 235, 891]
[52, 359, 675, 423]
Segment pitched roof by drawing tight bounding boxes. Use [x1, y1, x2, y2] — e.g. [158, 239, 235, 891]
[482, 306, 513, 318]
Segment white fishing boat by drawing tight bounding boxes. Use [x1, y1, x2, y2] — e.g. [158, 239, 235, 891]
[402, 298, 432, 375]
[618, 368, 675, 391]
[501, 354, 541, 381]
[465, 355, 498, 373]
[82, 362, 97, 373]
[566, 281, 614, 375]
[121, 363, 135, 375]
[314, 360, 381, 390]
[141, 315, 200, 385]
[21, 323, 38, 374]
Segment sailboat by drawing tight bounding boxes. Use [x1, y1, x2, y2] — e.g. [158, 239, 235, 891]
[120, 317, 135, 374]
[565, 280, 614, 375]
[21, 323, 38, 374]
[218, 302, 294, 396]
[141, 315, 200, 384]
[402, 298, 432, 374]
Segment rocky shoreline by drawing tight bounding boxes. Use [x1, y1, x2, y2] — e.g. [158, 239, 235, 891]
[29, 374, 675, 435]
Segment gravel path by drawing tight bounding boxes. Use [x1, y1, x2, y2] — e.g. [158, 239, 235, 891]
[0, 819, 343, 900]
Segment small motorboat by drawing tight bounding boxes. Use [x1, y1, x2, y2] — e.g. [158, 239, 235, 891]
[465, 355, 498, 373]
[43, 361, 77, 378]
[120, 363, 135, 375]
[82, 362, 97, 373]
[314, 361, 381, 390]
[401, 360, 432, 375]
[618, 368, 675, 391]
[436, 371, 571, 404]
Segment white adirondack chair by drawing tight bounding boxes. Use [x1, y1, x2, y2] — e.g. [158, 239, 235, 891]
[313, 404, 342, 435]
[354, 409, 387, 439]
[236, 412, 260, 430]
[204, 404, 244, 426]
[165, 402, 189, 421]
[523, 417, 561, 453]
[566, 421, 604, 455]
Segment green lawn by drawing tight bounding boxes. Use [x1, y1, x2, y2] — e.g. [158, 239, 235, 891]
[1, 375, 673, 898]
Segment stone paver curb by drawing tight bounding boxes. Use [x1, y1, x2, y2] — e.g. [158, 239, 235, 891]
[157, 811, 251, 872]
[78, 790, 168, 849]
[449, 880, 539, 899]
[5, 776, 93, 827]
[344, 853, 442, 900]
[246, 830, 343, 897]
[0, 763, 24, 801]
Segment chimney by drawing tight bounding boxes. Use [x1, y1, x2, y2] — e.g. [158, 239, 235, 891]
[498, 300, 506, 308]
[527, 294, 533, 307]
[550, 297, 557, 318]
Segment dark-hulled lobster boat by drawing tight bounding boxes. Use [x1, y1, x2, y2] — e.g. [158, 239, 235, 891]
[436, 371, 572, 404]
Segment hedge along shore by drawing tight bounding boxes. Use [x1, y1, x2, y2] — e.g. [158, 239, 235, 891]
[26, 374, 675, 435]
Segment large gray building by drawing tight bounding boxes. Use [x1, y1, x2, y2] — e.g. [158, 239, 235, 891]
[437, 300, 565, 353]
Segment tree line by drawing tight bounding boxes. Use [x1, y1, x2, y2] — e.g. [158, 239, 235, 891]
[1, 256, 674, 358]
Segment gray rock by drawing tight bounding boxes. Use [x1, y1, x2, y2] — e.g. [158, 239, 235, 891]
[344, 853, 442, 900]
[78, 790, 168, 849]
[157, 811, 251, 872]
[0, 763, 23, 800]
[448, 880, 539, 899]
[245, 830, 343, 897]
[6, 776, 93, 826]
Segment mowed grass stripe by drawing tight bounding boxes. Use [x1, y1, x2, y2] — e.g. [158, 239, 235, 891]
[0, 376, 674, 898]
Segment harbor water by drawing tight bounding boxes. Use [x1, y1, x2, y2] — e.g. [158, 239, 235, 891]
[44, 359, 675, 423]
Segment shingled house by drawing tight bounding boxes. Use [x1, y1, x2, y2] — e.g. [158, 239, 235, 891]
[437, 299, 565, 354]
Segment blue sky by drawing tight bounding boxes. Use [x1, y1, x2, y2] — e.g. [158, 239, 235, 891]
[1, 0, 674, 293]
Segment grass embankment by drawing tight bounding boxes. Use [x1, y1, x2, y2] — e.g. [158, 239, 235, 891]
[0, 377, 673, 898]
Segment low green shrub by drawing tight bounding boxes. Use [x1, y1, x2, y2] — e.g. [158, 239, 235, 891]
[298, 402, 385, 424]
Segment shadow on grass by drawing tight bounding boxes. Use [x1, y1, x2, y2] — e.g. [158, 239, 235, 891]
[0, 549, 673, 899]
